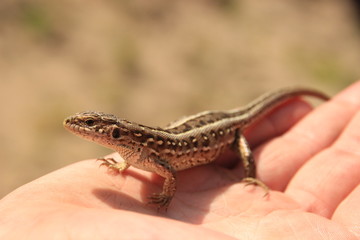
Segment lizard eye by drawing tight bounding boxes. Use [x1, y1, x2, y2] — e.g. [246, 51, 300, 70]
[85, 119, 95, 126]
[111, 127, 121, 139]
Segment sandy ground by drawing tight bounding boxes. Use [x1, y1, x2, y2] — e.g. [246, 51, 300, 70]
[0, 0, 360, 197]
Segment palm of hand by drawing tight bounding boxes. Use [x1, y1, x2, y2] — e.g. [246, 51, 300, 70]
[1, 83, 360, 239]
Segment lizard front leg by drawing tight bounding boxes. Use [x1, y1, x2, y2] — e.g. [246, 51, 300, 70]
[235, 132, 269, 193]
[147, 157, 177, 211]
[97, 157, 130, 172]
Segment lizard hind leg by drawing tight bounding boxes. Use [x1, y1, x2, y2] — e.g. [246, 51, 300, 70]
[235, 133, 269, 196]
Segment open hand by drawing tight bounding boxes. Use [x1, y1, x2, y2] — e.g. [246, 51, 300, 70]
[1, 82, 360, 239]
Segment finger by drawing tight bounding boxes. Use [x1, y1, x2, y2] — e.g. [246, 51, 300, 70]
[227, 100, 314, 171]
[332, 185, 360, 237]
[286, 110, 360, 217]
[245, 99, 314, 147]
[255, 81, 360, 190]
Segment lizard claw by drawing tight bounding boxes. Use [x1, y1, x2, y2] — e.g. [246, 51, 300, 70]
[97, 157, 118, 169]
[241, 177, 269, 197]
[97, 157, 117, 165]
[147, 193, 172, 211]
[96, 158, 130, 172]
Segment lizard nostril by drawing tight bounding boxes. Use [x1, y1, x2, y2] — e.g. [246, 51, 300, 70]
[64, 118, 71, 125]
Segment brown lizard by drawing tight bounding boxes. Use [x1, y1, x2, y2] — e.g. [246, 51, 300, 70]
[63, 88, 329, 210]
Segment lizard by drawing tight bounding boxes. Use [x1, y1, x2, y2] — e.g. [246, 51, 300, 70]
[63, 88, 329, 210]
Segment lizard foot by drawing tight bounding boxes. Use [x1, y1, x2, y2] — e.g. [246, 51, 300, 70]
[97, 158, 130, 172]
[241, 177, 269, 197]
[147, 193, 172, 211]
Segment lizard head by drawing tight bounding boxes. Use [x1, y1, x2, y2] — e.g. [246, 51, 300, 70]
[63, 111, 127, 148]
[64, 111, 162, 159]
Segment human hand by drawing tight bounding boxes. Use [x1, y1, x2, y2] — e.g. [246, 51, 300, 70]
[1, 82, 360, 239]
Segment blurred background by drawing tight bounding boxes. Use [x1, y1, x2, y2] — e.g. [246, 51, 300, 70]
[1, 0, 360, 197]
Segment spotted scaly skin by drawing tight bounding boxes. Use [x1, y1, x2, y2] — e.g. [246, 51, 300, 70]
[63, 88, 329, 210]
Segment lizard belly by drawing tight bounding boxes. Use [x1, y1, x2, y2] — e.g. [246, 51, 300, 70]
[166, 143, 229, 171]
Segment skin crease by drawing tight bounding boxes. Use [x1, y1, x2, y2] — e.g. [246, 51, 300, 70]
[1, 82, 360, 239]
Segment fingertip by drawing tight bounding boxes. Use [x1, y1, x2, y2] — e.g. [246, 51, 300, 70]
[332, 80, 360, 106]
